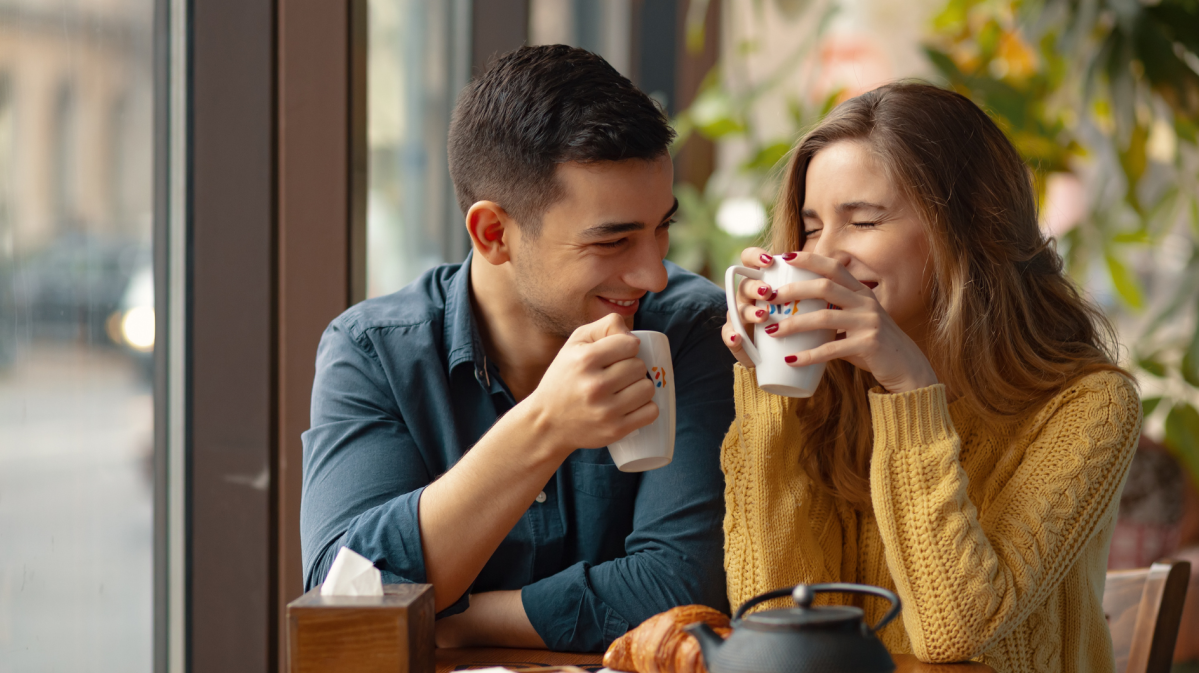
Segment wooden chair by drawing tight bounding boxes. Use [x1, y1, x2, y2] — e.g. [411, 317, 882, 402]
[1104, 559, 1191, 673]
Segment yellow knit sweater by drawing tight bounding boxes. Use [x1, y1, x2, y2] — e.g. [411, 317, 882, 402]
[722, 366, 1140, 673]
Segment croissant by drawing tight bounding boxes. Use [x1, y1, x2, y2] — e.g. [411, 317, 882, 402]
[602, 605, 731, 673]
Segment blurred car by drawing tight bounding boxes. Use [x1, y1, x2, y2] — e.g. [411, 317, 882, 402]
[107, 260, 154, 379]
[14, 233, 143, 345]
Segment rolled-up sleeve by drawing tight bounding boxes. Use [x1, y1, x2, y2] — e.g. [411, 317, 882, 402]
[301, 320, 436, 594]
[522, 309, 735, 651]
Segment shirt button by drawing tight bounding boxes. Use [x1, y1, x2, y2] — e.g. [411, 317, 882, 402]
[535, 491, 547, 503]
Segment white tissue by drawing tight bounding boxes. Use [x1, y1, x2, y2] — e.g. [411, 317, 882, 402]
[320, 546, 384, 597]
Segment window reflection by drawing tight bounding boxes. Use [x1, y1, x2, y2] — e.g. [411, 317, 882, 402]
[366, 0, 469, 297]
[0, 1, 154, 670]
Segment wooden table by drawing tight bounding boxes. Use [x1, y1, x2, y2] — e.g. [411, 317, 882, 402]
[435, 648, 994, 673]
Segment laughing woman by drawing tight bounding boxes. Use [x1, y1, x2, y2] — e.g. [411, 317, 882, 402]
[721, 82, 1139, 673]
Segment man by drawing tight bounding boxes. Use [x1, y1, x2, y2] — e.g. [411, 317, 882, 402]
[301, 45, 735, 653]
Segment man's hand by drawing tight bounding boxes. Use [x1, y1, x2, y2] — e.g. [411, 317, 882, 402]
[419, 315, 659, 616]
[525, 313, 659, 454]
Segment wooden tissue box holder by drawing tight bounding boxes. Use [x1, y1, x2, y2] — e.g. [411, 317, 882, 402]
[287, 583, 435, 673]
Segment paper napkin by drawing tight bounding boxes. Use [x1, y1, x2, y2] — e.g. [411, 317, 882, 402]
[320, 546, 384, 597]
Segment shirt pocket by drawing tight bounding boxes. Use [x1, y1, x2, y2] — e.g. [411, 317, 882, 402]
[569, 460, 640, 499]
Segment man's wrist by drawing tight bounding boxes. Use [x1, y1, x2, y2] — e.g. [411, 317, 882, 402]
[506, 396, 572, 465]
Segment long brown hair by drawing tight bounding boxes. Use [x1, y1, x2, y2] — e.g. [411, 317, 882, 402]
[773, 82, 1125, 509]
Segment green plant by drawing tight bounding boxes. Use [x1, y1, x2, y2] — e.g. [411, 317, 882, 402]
[666, 2, 839, 279]
[924, 0, 1199, 477]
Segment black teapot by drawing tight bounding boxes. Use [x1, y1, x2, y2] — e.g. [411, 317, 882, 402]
[686, 583, 901, 673]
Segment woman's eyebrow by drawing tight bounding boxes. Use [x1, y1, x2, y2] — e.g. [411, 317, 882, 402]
[801, 201, 887, 219]
[837, 201, 887, 214]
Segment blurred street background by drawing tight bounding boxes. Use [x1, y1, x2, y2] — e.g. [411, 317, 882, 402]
[1, 0, 1197, 670]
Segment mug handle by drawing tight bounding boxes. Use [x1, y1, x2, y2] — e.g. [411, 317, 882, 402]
[724, 265, 764, 366]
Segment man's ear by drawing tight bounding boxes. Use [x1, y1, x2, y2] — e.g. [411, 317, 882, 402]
[465, 200, 515, 265]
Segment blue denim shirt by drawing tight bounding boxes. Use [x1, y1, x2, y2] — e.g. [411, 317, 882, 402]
[300, 253, 735, 652]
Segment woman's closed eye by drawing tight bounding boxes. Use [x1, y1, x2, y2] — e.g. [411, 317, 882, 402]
[851, 220, 881, 228]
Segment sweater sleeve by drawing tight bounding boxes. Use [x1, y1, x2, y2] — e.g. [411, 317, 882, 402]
[722, 365, 843, 614]
[868, 372, 1140, 663]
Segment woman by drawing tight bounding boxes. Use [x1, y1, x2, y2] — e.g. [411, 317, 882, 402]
[721, 82, 1140, 672]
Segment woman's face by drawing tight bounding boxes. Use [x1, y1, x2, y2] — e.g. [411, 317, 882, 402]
[800, 140, 934, 343]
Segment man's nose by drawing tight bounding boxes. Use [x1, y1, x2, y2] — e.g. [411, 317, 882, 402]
[625, 238, 669, 293]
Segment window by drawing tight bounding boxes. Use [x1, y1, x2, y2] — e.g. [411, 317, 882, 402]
[0, 2, 157, 670]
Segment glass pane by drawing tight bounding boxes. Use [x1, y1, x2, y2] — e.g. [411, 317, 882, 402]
[0, 2, 155, 670]
[367, 0, 457, 297]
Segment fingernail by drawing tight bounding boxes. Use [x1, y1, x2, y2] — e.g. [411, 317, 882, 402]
[765, 324, 779, 335]
[768, 290, 778, 301]
[781, 252, 797, 261]
[784, 355, 798, 364]
[755, 309, 766, 318]
[757, 286, 770, 297]
[760, 253, 773, 265]
[730, 334, 738, 343]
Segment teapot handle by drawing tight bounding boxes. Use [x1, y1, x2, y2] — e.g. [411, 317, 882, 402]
[733, 582, 902, 635]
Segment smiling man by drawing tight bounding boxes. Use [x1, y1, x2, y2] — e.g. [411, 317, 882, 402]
[300, 46, 736, 653]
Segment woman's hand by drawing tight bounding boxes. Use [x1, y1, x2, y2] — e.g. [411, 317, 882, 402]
[728, 249, 939, 394]
[721, 246, 779, 368]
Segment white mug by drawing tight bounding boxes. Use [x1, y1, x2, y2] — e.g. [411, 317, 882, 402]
[725, 261, 834, 397]
[607, 330, 676, 472]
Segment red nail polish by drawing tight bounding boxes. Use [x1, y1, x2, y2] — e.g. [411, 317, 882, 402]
[781, 252, 797, 261]
[755, 309, 766, 318]
[757, 286, 769, 297]
[730, 334, 738, 342]
[784, 355, 798, 363]
[768, 290, 778, 301]
[760, 253, 773, 265]
[765, 324, 779, 335]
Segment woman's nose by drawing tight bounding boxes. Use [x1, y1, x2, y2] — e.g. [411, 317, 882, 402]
[812, 231, 853, 268]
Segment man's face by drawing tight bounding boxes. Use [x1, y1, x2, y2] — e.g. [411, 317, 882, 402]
[507, 155, 676, 337]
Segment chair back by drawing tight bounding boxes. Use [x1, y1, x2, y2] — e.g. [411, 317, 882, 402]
[1104, 559, 1191, 673]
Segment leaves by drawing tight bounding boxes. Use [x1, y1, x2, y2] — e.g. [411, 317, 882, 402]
[1166, 403, 1199, 484]
[1143, 396, 1163, 417]
[1183, 303, 1199, 387]
[1138, 358, 1167, 377]
[1104, 251, 1144, 309]
[741, 141, 793, 173]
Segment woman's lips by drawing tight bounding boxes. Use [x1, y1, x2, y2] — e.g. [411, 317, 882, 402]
[598, 296, 641, 316]
[862, 281, 879, 289]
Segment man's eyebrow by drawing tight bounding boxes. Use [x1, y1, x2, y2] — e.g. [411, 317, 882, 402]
[580, 198, 680, 239]
[801, 201, 888, 219]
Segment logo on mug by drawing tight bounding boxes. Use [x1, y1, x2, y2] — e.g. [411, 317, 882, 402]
[768, 301, 801, 316]
[650, 366, 666, 388]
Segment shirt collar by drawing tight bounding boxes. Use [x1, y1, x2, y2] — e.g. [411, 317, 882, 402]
[443, 251, 490, 384]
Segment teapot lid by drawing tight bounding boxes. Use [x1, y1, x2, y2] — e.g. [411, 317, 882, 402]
[733, 583, 902, 636]
[742, 604, 864, 630]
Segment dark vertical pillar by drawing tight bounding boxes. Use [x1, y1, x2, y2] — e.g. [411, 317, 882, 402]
[673, 0, 720, 189]
[189, 0, 278, 671]
[472, 0, 530, 76]
[632, 0, 678, 114]
[151, 0, 170, 671]
[276, 0, 361, 669]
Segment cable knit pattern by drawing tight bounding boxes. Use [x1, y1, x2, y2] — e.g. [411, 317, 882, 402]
[722, 365, 1141, 673]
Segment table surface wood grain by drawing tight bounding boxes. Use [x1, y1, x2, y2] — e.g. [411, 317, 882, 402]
[434, 647, 995, 673]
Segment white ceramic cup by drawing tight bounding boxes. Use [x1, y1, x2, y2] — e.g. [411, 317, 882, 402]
[725, 261, 835, 397]
[607, 330, 676, 472]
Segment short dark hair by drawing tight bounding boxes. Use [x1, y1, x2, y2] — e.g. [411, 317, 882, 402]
[447, 45, 675, 235]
